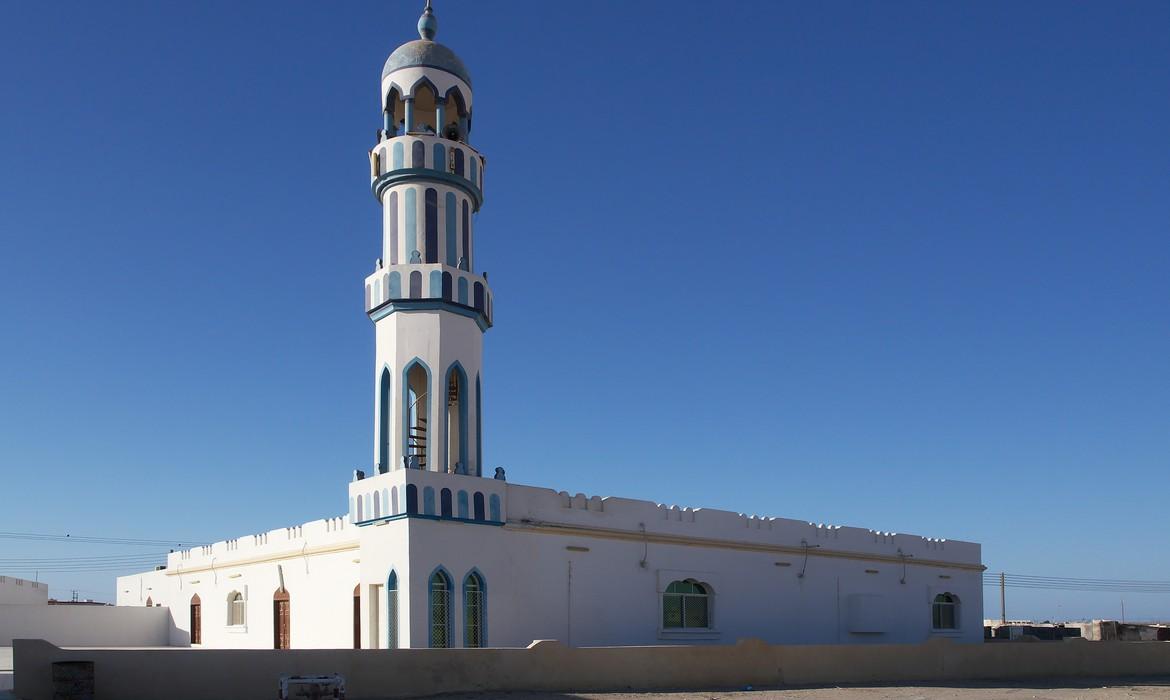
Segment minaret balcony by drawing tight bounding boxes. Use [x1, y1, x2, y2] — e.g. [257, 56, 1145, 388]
[364, 264, 493, 330]
[369, 134, 484, 211]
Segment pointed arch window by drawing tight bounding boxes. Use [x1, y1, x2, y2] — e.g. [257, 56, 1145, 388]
[227, 590, 246, 627]
[463, 571, 486, 648]
[932, 593, 959, 630]
[190, 594, 202, 644]
[662, 579, 710, 630]
[387, 571, 399, 649]
[428, 569, 452, 648]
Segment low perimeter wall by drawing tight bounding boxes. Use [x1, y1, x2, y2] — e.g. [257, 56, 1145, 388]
[14, 637, 1170, 700]
[0, 606, 170, 647]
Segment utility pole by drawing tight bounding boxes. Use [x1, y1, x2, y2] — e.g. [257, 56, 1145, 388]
[1000, 572, 1006, 624]
[1121, 599, 1126, 624]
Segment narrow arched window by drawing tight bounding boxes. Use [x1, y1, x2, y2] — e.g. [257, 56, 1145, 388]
[440, 488, 453, 517]
[391, 486, 400, 515]
[662, 579, 710, 630]
[424, 188, 438, 263]
[227, 590, 246, 626]
[457, 276, 469, 305]
[411, 140, 425, 168]
[388, 271, 401, 298]
[405, 187, 417, 261]
[432, 143, 445, 172]
[388, 190, 399, 264]
[469, 156, 478, 188]
[392, 141, 404, 170]
[489, 494, 501, 522]
[473, 492, 486, 521]
[463, 571, 486, 648]
[441, 271, 453, 301]
[409, 271, 422, 298]
[446, 365, 467, 473]
[932, 593, 959, 630]
[405, 484, 419, 514]
[457, 490, 469, 519]
[429, 569, 452, 648]
[387, 571, 399, 649]
[145, 596, 153, 607]
[473, 281, 484, 311]
[423, 486, 436, 515]
[429, 270, 442, 297]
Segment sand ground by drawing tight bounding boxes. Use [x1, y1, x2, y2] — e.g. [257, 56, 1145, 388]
[428, 679, 1170, 700]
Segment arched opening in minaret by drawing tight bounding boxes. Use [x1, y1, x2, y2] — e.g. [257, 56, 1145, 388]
[445, 363, 468, 474]
[404, 362, 430, 469]
[384, 88, 403, 137]
[441, 87, 468, 142]
[410, 83, 437, 135]
[378, 368, 392, 473]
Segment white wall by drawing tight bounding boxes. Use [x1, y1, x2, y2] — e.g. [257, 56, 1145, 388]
[0, 576, 48, 605]
[0, 605, 168, 646]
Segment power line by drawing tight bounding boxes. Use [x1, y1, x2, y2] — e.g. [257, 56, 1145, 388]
[0, 531, 205, 547]
[982, 572, 1170, 594]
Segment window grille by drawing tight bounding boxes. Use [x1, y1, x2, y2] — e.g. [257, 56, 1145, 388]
[464, 573, 485, 648]
[228, 591, 246, 626]
[387, 574, 399, 649]
[429, 571, 451, 648]
[662, 579, 710, 630]
[932, 593, 958, 630]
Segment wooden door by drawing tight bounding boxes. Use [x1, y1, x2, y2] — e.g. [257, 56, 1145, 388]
[190, 594, 202, 645]
[273, 590, 291, 649]
[352, 585, 361, 649]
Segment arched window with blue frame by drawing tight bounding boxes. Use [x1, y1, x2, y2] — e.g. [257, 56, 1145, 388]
[388, 271, 401, 298]
[405, 188, 417, 260]
[457, 277, 469, 305]
[441, 271, 453, 301]
[378, 368, 392, 473]
[387, 570, 399, 648]
[412, 140, 425, 168]
[405, 484, 418, 514]
[440, 488, 453, 518]
[463, 570, 486, 648]
[423, 486, 436, 515]
[429, 270, 442, 298]
[432, 143, 445, 172]
[453, 148, 465, 177]
[403, 359, 430, 469]
[473, 492, 485, 521]
[392, 141, 404, 170]
[457, 490, 469, 519]
[428, 568, 453, 648]
[445, 363, 468, 474]
[461, 199, 470, 270]
[489, 494, 501, 522]
[409, 271, 422, 298]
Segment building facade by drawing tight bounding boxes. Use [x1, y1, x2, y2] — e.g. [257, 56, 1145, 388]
[117, 3, 985, 649]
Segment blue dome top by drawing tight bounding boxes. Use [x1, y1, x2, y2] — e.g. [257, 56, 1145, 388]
[382, 3, 471, 87]
[382, 39, 472, 87]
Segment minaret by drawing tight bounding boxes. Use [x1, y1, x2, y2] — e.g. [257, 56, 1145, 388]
[365, 1, 490, 477]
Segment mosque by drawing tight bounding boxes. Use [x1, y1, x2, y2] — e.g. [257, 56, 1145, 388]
[117, 3, 984, 649]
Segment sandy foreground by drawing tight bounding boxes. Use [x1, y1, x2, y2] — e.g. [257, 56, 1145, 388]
[426, 679, 1170, 700]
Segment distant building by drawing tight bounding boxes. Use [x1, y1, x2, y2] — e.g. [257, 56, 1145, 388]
[117, 2, 985, 649]
[0, 576, 48, 606]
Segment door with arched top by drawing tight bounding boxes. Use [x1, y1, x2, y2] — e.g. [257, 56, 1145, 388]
[352, 584, 361, 649]
[273, 589, 291, 649]
[190, 594, 202, 645]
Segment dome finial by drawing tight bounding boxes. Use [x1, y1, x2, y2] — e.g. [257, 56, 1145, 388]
[418, 0, 437, 41]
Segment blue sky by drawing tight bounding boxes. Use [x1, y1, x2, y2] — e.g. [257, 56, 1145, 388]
[1, 1, 1167, 620]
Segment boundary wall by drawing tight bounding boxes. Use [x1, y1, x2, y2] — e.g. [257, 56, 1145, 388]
[0, 606, 169, 646]
[14, 637, 1170, 700]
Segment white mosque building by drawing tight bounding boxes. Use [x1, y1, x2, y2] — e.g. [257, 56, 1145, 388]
[117, 3, 985, 650]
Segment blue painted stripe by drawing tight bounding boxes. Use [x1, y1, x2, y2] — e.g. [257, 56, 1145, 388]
[405, 188, 417, 259]
[445, 192, 457, 266]
[369, 299, 491, 332]
[372, 168, 483, 211]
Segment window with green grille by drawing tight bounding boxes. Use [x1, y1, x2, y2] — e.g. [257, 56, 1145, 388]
[464, 572, 485, 647]
[429, 571, 451, 648]
[662, 579, 711, 629]
[387, 572, 399, 649]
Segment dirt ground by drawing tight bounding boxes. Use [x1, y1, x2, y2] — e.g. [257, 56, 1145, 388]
[428, 679, 1170, 700]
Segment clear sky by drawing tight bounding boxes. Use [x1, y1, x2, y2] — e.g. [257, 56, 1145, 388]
[1, 1, 1167, 620]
